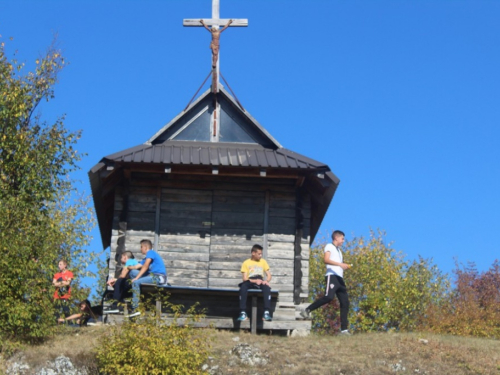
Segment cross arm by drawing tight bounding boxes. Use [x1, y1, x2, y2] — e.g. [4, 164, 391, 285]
[183, 18, 248, 27]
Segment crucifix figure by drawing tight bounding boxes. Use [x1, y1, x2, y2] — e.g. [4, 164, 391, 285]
[183, 0, 248, 93]
[200, 18, 233, 69]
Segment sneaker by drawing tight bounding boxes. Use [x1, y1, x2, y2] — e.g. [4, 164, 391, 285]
[262, 311, 272, 321]
[340, 330, 351, 336]
[299, 309, 311, 320]
[237, 312, 248, 321]
[126, 310, 141, 318]
[104, 303, 120, 314]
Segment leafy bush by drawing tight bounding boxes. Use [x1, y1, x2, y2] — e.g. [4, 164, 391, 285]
[95, 298, 209, 375]
[309, 230, 449, 333]
[424, 260, 500, 338]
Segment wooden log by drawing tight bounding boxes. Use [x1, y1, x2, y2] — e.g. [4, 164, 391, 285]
[209, 253, 248, 262]
[161, 252, 209, 262]
[164, 260, 208, 271]
[168, 278, 208, 288]
[208, 270, 241, 279]
[268, 242, 295, 251]
[158, 234, 211, 245]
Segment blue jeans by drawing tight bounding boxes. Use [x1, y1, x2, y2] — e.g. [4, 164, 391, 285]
[129, 270, 161, 309]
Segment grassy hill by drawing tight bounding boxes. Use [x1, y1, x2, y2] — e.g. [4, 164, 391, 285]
[2, 327, 499, 375]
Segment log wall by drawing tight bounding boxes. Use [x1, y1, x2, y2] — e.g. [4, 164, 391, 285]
[109, 174, 311, 304]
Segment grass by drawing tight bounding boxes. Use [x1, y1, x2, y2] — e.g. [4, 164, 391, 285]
[2, 327, 500, 375]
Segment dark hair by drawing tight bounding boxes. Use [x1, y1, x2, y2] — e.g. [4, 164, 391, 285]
[122, 251, 134, 259]
[79, 299, 99, 327]
[140, 239, 153, 249]
[332, 230, 345, 241]
[59, 259, 68, 266]
[251, 244, 263, 252]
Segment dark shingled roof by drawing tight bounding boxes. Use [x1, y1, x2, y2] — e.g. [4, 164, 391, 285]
[99, 141, 330, 170]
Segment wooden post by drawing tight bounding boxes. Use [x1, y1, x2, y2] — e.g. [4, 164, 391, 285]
[251, 295, 257, 334]
[263, 190, 270, 259]
[293, 188, 305, 304]
[154, 186, 161, 251]
[156, 298, 162, 326]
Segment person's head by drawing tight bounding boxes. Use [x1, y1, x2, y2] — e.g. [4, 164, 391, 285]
[332, 230, 345, 247]
[58, 259, 68, 271]
[120, 251, 135, 264]
[250, 244, 263, 261]
[79, 299, 91, 311]
[140, 239, 153, 254]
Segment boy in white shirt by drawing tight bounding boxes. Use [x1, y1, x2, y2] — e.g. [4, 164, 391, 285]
[300, 230, 351, 335]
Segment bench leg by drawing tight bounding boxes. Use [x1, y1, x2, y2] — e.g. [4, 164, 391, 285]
[251, 296, 257, 335]
[156, 299, 162, 326]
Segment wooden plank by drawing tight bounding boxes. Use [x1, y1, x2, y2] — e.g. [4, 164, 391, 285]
[161, 192, 212, 204]
[210, 235, 264, 245]
[209, 244, 255, 252]
[264, 259, 294, 269]
[267, 234, 295, 242]
[213, 189, 265, 198]
[209, 253, 248, 262]
[212, 212, 263, 228]
[129, 186, 159, 195]
[268, 242, 295, 251]
[163, 260, 208, 271]
[169, 269, 207, 278]
[112, 229, 156, 237]
[268, 267, 294, 277]
[208, 270, 241, 279]
[115, 201, 156, 211]
[208, 278, 242, 288]
[168, 278, 208, 288]
[265, 250, 294, 260]
[159, 210, 212, 220]
[208, 261, 244, 270]
[269, 207, 296, 218]
[157, 244, 210, 253]
[158, 233, 211, 244]
[122, 213, 156, 230]
[160, 252, 209, 262]
[211, 228, 264, 237]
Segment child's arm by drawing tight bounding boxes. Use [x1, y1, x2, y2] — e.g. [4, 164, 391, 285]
[58, 313, 82, 323]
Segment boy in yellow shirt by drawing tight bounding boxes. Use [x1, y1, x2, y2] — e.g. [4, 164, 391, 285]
[237, 244, 272, 321]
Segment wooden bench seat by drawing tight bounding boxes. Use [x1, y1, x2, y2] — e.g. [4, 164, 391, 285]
[140, 283, 279, 334]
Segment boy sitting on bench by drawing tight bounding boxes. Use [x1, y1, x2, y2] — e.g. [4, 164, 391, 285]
[105, 251, 138, 313]
[237, 244, 272, 322]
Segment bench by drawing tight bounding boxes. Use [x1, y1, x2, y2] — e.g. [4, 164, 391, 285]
[140, 284, 279, 334]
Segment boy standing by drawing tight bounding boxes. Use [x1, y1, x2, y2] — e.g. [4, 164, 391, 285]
[105, 251, 138, 313]
[53, 259, 73, 320]
[300, 230, 351, 335]
[128, 239, 168, 317]
[237, 244, 272, 322]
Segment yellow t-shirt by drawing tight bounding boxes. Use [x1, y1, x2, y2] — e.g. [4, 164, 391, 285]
[240, 259, 270, 279]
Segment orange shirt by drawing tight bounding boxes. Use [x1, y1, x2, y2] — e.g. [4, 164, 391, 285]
[53, 270, 73, 300]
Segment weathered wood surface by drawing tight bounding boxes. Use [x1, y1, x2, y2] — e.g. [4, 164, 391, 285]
[110, 177, 312, 302]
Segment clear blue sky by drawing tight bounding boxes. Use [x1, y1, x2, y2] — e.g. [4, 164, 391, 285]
[1, 1, 498, 279]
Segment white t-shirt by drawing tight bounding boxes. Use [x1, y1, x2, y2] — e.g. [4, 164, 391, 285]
[324, 243, 343, 278]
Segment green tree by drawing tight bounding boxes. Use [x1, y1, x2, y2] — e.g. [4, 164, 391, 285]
[308, 230, 449, 333]
[0, 36, 95, 342]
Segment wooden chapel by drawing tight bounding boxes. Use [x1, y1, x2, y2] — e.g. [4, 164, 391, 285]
[89, 1, 340, 331]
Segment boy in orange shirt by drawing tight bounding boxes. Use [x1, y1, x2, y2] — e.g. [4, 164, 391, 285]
[52, 259, 73, 321]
